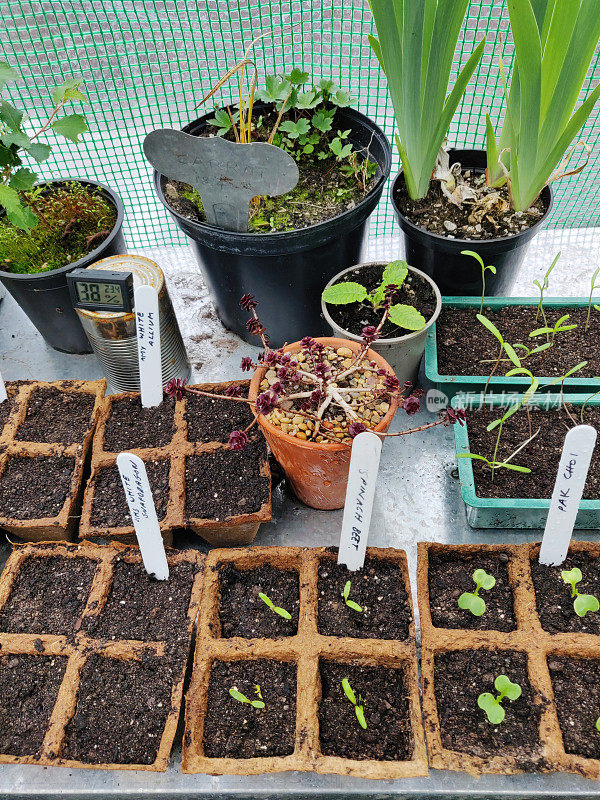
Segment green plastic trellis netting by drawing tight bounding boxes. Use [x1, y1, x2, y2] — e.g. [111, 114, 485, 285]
[1, 1, 600, 250]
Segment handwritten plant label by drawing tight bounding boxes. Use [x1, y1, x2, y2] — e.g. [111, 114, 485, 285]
[338, 431, 383, 571]
[143, 129, 299, 232]
[0, 370, 6, 404]
[116, 452, 169, 580]
[539, 424, 597, 566]
[135, 284, 162, 408]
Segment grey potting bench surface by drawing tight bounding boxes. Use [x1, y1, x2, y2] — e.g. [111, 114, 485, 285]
[1, 230, 599, 799]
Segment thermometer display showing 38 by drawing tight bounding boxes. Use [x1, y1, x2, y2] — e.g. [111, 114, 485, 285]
[76, 281, 123, 306]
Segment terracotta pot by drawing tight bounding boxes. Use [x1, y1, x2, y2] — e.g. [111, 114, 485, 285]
[249, 337, 399, 510]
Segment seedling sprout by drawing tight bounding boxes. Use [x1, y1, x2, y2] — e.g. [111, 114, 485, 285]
[229, 686, 265, 708]
[461, 250, 496, 314]
[477, 674, 522, 725]
[258, 591, 292, 620]
[342, 580, 363, 613]
[341, 677, 367, 729]
[458, 569, 496, 616]
[561, 568, 600, 617]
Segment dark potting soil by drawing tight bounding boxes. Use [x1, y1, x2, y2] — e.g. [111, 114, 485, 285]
[90, 459, 170, 527]
[84, 559, 199, 642]
[466, 405, 600, 500]
[202, 659, 296, 759]
[437, 305, 600, 378]
[15, 388, 95, 444]
[0, 555, 97, 636]
[0, 455, 75, 519]
[102, 396, 175, 452]
[61, 653, 174, 765]
[185, 439, 269, 520]
[325, 263, 438, 339]
[319, 660, 412, 761]
[428, 550, 516, 632]
[0, 653, 67, 757]
[530, 550, 600, 635]
[185, 388, 254, 443]
[218, 563, 300, 639]
[433, 649, 542, 766]
[317, 553, 411, 640]
[394, 169, 546, 240]
[548, 656, 600, 759]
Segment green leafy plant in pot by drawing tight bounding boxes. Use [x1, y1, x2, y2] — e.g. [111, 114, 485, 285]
[0, 63, 125, 353]
[321, 259, 441, 385]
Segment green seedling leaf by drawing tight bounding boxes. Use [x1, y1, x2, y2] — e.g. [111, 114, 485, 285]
[51, 78, 86, 105]
[318, 78, 335, 93]
[499, 463, 532, 473]
[478, 692, 505, 725]
[311, 108, 334, 132]
[207, 107, 238, 134]
[342, 677, 357, 706]
[473, 569, 496, 591]
[51, 112, 88, 143]
[322, 281, 367, 305]
[0, 99, 23, 132]
[258, 592, 292, 620]
[596, 717, 600, 732]
[295, 90, 320, 109]
[562, 567, 583, 594]
[381, 259, 409, 288]
[279, 118, 310, 140]
[329, 138, 353, 160]
[288, 68, 309, 85]
[229, 687, 265, 708]
[8, 166, 37, 191]
[458, 592, 486, 616]
[0, 183, 37, 232]
[388, 304, 426, 331]
[355, 705, 367, 729]
[330, 89, 352, 107]
[22, 142, 51, 162]
[495, 674, 522, 702]
[476, 313, 504, 345]
[574, 593, 600, 618]
[342, 580, 363, 612]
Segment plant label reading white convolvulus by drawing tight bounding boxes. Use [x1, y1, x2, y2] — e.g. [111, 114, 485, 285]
[539, 425, 598, 566]
[338, 431, 382, 571]
[143, 129, 299, 232]
[0, 370, 6, 404]
[134, 284, 162, 408]
[116, 452, 169, 581]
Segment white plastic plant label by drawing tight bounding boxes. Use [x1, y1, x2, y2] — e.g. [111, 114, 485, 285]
[337, 431, 382, 571]
[539, 424, 597, 566]
[135, 284, 162, 408]
[116, 452, 169, 580]
[0, 370, 6, 404]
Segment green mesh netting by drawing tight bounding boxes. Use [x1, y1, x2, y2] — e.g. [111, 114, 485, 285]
[1, 1, 600, 249]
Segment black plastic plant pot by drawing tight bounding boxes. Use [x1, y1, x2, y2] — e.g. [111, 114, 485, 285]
[391, 149, 553, 297]
[152, 103, 392, 348]
[0, 179, 126, 354]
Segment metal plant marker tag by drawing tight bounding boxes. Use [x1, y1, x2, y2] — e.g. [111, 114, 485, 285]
[117, 452, 169, 580]
[338, 431, 383, 571]
[539, 424, 597, 566]
[143, 129, 299, 232]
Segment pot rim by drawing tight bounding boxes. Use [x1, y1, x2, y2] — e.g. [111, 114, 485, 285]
[0, 178, 125, 281]
[321, 261, 442, 346]
[153, 102, 392, 241]
[390, 148, 553, 247]
[248, 336, 399, 451]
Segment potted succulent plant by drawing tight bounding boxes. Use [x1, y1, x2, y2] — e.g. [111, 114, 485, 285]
[0, 63, 125, 353]
[321, 259, 441, 385]
[150, 47, 391, 349]
[370, 0, 600, 296]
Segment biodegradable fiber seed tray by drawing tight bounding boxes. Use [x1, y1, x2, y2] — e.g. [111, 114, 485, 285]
[0, 380, 106, 541]
[0, 541, 203, 771]
[182, 546, 427, 780]
[418, 540, 600, 781]
[80, 380, 271, 546]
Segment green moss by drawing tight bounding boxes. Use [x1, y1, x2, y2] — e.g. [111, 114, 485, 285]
[0, 182, 117, 275]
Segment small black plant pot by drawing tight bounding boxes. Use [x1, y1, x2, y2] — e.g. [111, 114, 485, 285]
[391, 149, 553, 297]
[152, 103, 392, 348]
[0, 179, 126, 354]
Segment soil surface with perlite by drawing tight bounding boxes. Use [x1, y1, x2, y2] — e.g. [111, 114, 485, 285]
[530, 550, 600, 635]
[325, 263, 437, 339]
[466, 405, 600, 499]
[427, 550, 516, 632]
[0, 455, 75, 519]
[185, 388, 254, 443]
[319, 661, 412, 761]
[102, 396, 175, 451]
[394, 169, 546, 240]
[90, 459, 170, 527]
[202, 659, 296, 759]
[437, 305, 600, 378]
[318, 553, 411, 640]
[433, 649, 542, 766]
[15, 388, 95, 444]
[218, 564, 300, 638]
[549, 657, 600, 759]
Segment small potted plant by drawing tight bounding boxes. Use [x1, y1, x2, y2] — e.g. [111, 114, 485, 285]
[150, 45, 391, 348]
[0, 64, 125, 353]
[370, 0, 600, 295]
[321, 259, 441, 385]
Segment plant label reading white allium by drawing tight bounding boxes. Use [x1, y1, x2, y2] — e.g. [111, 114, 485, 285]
[116, 452, 169, 580]
[539, 425, 597, 566]
[338, 431, 382, 571]
[143, 129, 299, 232]
[135, 284, 162, 408]
[0, 371, 6, 404]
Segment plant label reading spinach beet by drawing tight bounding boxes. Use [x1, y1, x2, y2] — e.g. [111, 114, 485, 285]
[0, 371, 6, 404]
[134, 285, 162, 408]
[539, 425, 598, 566]
[338, 431, 382, 571]
[143, 129, 299, 232]
[116, 452, 169, 580]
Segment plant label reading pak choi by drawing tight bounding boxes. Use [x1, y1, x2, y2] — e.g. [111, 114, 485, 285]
[539, 424, 597, 566]
[0, 371, 6, 404]
[338, 431, 382, 571]
[117, 452, 169, 580]
[143, 129, 299, 232]
[135, 284, 162, 408]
